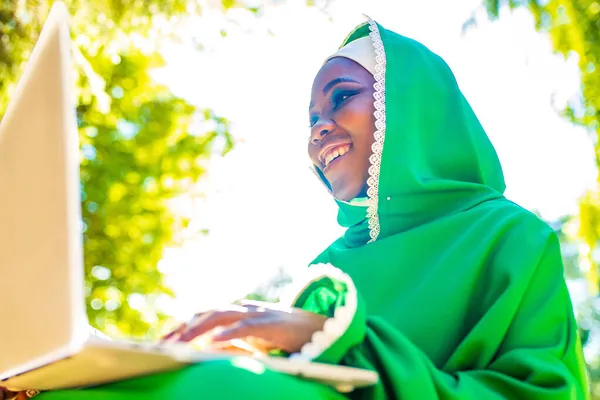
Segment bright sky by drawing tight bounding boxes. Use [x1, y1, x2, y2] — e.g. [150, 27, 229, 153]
[152, 0, 597, 319]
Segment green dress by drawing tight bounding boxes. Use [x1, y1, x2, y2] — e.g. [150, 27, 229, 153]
[36, 19, 589, 399]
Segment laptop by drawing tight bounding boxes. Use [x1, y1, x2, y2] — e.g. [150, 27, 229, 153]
[0, 1, 378, 394]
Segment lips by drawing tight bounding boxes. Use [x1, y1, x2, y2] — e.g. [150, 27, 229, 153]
[319, 143, 352, 169]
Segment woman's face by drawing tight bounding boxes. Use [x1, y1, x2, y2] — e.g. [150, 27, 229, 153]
[308, 57, 376, 201]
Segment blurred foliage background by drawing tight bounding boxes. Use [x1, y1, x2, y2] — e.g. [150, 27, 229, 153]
[2, 0, 600, 396]
[469, 0, 600, 396]
[0, 0, 323, 339]
[0, 0, 240, 339]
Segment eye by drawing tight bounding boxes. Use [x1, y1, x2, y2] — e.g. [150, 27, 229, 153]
[332, 90, 358, 110]
[308, 89, 359, 128]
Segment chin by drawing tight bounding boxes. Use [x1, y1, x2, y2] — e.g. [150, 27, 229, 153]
[332, 186, 361, 202]
[331, 179, 369, 202]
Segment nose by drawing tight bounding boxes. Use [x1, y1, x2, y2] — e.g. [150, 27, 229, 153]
[310, 118, 335, 145]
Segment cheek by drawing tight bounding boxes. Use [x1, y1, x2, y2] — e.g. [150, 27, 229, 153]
[338, 97, 374, 130]
[339, 104, 375, 149]
[307, 145, 320, 165]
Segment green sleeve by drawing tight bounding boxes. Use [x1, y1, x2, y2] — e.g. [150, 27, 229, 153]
[288, 236, 588, 399]
[343, 235, 589, 399]
[281, 265, 367, 365]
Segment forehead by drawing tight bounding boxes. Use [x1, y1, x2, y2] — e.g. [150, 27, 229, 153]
[311, 57, 372, 96]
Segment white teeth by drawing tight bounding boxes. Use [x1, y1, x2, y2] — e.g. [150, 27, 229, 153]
[323, 145, 351, 167]
[325, 154, 334, 166]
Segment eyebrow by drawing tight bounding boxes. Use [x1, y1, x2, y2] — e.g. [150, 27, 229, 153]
[323, 76, 359, 95]
[309, 76, 360, 111]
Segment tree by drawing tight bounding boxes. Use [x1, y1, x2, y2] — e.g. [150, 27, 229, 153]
[472, 0, 600, 287]
[0, 0, 233, 339]
[469, 0, 600, 395]
[1, 0, 321, 339]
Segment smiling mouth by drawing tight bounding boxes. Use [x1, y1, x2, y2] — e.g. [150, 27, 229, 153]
[322, 144, 352, 169]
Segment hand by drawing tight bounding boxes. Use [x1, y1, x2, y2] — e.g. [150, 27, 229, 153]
[162, 300, 327, 354]
[0, 388, 13, 400]
[0, 388, 29, 400]
[1, 388, 40, 400]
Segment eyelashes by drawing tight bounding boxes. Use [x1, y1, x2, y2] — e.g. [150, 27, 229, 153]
[308, 89, 359, 128]
[332, 89, 358, 109]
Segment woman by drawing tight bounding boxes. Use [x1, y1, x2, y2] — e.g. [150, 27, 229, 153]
[7, 18, 589, 399]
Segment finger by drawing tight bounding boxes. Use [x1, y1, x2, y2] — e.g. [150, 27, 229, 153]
[178, 308, 263, 343]
[207, 340, 258, 356]
[241, 336, 278, 354]
[1, 389, 18, 400]
[211, 337, 277, 356]
[161, 323, 187, 342]
[162, 311, 210, 342]
[210, 317, 288, 349]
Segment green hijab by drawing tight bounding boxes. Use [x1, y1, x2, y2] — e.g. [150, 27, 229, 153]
[330, 22, 505, 248]
[288, 19, 590, 399]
